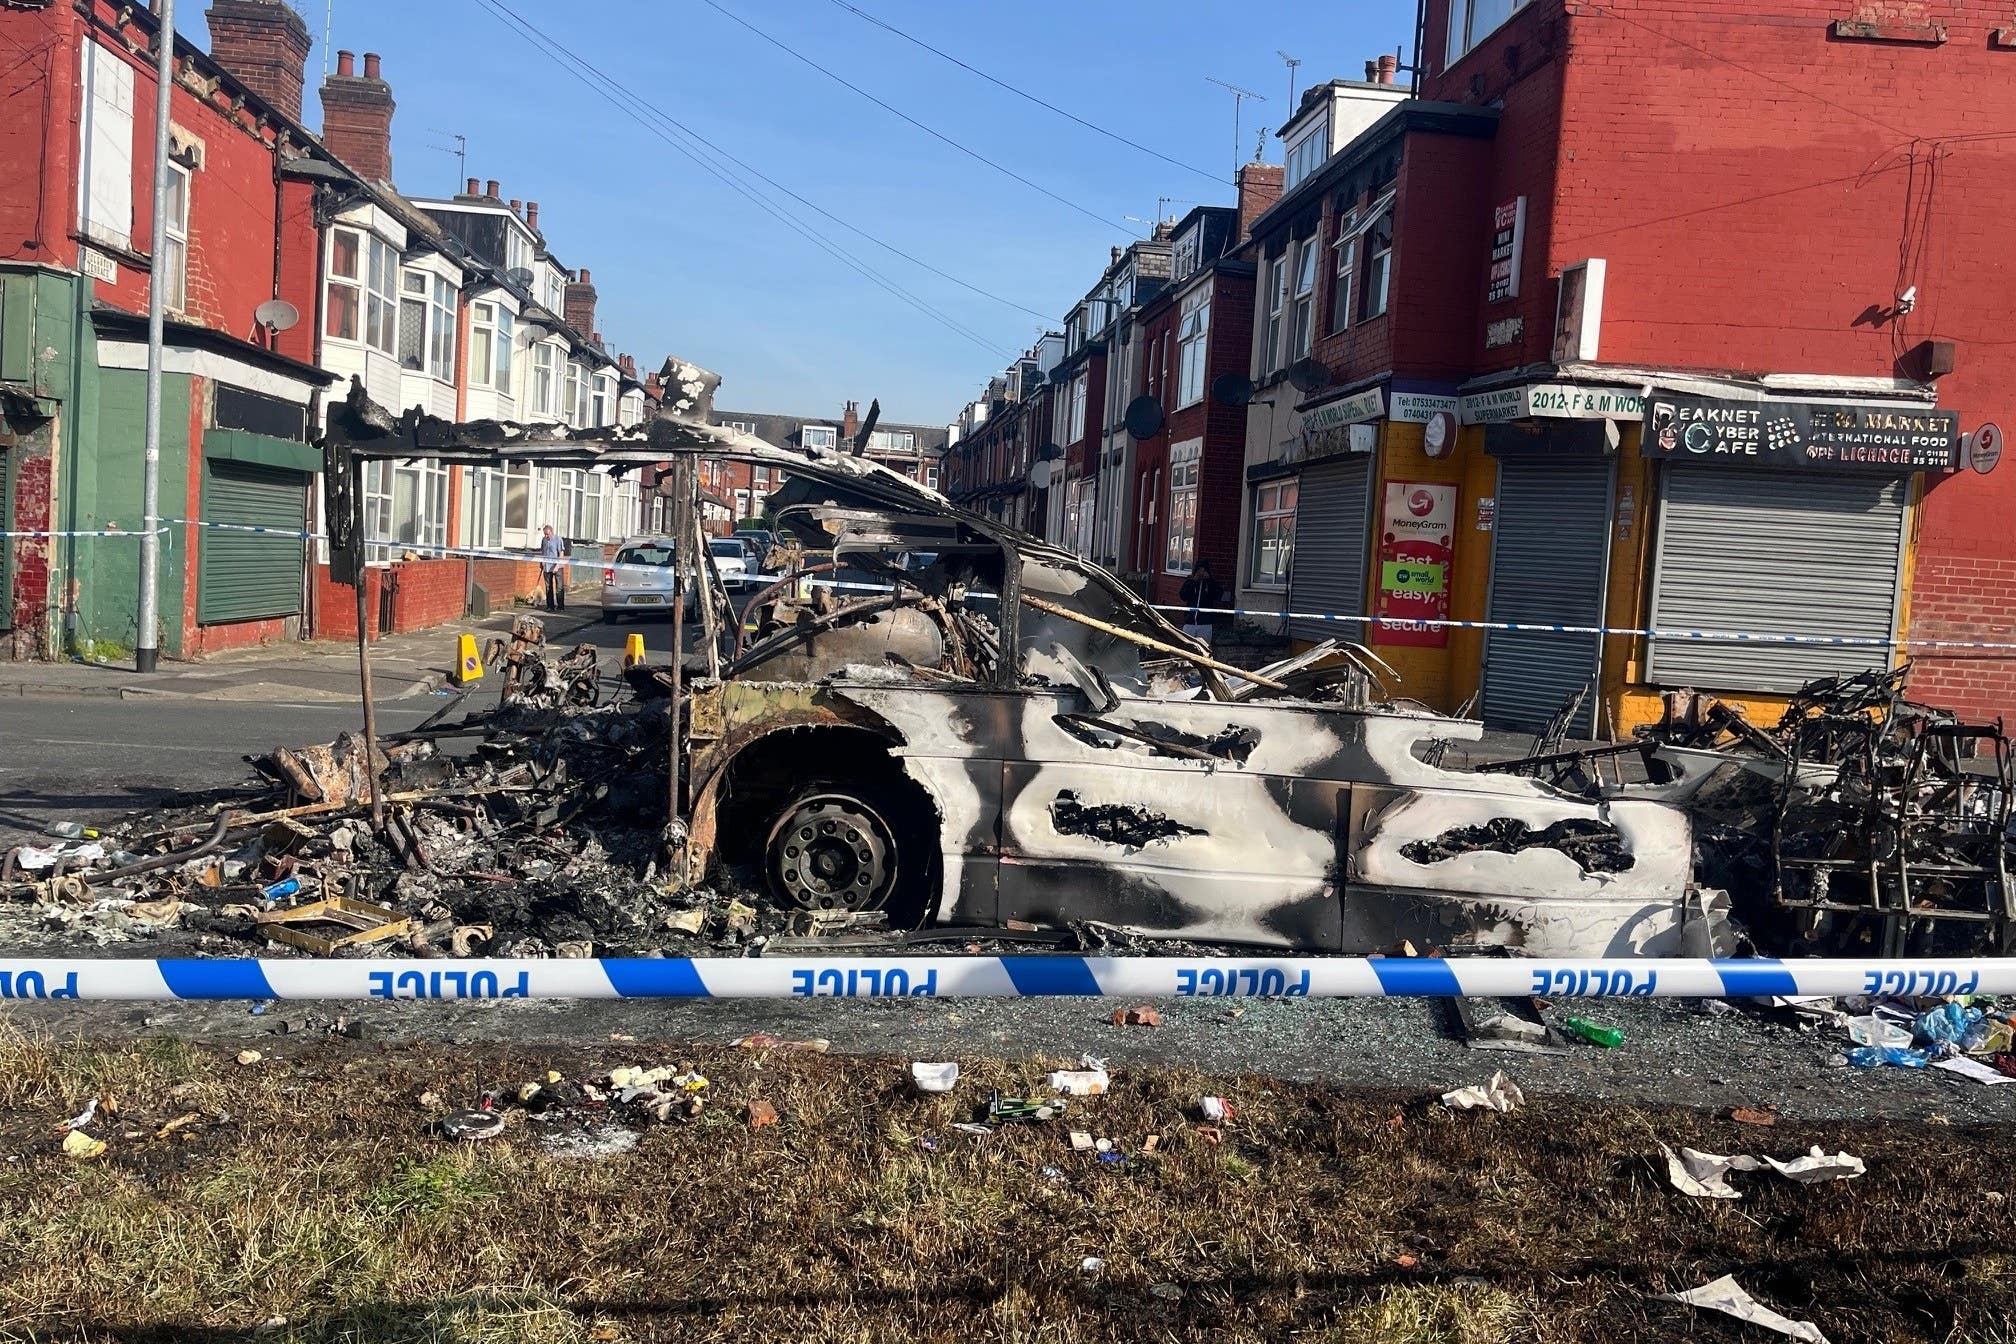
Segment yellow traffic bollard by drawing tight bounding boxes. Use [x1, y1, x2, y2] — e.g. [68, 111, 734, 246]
[623, 632, 646, 670]
[451, 632, 484, 685]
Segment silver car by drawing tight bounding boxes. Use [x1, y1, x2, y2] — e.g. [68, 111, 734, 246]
[600, 537, 691, 622]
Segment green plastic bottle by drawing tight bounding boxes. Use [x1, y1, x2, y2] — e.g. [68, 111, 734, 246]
[1564, 1017, 1624, 1048]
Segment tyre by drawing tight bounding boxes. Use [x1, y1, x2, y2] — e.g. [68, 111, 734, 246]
[764, 787, 912, 917]
[602, 610, 620, 625]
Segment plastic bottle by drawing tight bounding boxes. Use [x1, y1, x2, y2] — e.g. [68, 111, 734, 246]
[45, 821, 99, 840]
[1845, 1045, 1930, 1068]
[260, 877, 301, 900]
[1564, 1017, 1624, 1048]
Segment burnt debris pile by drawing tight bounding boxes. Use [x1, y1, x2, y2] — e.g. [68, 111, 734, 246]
[1, 682, 776, 958]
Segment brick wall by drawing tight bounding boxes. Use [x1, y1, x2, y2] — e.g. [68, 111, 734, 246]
[318, 53, 393, 184]
[471, 557, 544, 605]
[386, 558, 467, 633]
[204, 0, 312, 123]
[3, 441, 55, 659]
[1905, 553, 2016, 722]
[313, 565, 385, 641]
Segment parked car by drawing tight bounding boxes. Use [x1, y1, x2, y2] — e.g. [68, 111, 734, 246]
[600, 537, 692, 622]
[710, 537, 757, 592]
[734, 528, 779, 571]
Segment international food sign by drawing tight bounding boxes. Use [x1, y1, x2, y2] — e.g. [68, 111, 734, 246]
[1372, 481, 1456, 648]
[1644, 395, 1960, 473]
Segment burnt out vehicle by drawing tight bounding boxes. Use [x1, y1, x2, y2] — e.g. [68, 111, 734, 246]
[327, 364, 1727, 960]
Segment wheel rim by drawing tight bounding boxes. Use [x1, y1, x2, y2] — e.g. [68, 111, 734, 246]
[766, 794, 897, 913]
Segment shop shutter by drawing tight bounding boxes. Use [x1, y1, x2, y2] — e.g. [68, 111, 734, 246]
[1648, 468, 1904, 692]
[1482, 459, 1613, 735]
[1286, 455, 1371, 643]
[199, 460, 306, 624]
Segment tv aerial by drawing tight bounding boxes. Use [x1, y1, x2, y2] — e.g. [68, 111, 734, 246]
[1204, 76, 1266, 182]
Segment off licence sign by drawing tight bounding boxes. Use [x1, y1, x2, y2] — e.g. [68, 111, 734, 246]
[1644, 395, 1959, 473]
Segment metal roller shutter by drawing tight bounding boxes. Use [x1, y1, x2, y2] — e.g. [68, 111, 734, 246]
[1482, 459, 1613, 735]
[1648, 468, 1904, 692]
[199, 460, 306, 624]
[1286, 455, 1371, 644]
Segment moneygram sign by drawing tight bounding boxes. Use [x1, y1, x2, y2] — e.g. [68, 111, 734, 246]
[1645, 395, 1960, 473]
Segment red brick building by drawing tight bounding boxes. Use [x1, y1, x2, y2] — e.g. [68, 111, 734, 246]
[1225, 2, 2013, 732]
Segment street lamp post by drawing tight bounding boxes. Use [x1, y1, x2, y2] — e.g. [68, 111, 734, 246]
[135, 0, 176, 673]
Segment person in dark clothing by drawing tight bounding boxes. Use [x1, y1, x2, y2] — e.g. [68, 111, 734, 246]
[1178, 560, 1224, 640]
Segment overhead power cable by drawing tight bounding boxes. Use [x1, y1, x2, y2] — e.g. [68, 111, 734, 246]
[696, 0, 1143, 240]
[472, 0, 1019, 358]
[825, 0, 1226, 187]
[476, 0, 1055, 327]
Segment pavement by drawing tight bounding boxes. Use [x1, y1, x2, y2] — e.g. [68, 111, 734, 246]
[0, 598, 606, 704]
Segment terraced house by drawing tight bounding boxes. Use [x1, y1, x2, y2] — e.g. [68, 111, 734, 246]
[0, 0, 653, 660]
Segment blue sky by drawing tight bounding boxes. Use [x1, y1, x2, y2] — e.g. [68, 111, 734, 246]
[201, 0, 1417, 424]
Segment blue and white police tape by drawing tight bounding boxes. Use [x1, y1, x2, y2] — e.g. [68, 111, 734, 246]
[1156, 602, 2016, 653]
[0, 527, 172, 539]
[126, 516, 2016, 652]
[0, 956, 2004, 1002]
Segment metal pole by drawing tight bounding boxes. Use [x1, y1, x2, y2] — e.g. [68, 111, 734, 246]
[664, 456, 690, 867]
[135, 0, 175, 674]
[355, 572, 384, 830]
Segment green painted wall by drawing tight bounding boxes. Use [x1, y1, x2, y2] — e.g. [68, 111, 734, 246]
[67, 365, 193, 661]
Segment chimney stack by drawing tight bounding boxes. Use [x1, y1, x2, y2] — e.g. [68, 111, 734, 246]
[205, 0, 312, 122]
[485, 178, 500, 199]
[1235, 162, 1284, 243]
[842, 401, 859, 441]
[525, 201, 541, 232]
[564, 267, 598, 334]
[320, 50, 395, 184]
[1377, 53, 1399, 85]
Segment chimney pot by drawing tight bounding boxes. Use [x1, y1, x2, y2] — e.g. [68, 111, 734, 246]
[509, 198, 521, 214]
[362, 52, 381, 80]
[485, 178, 500, 199]
[465, 176, 479, 195]
[1378, 53, 1399, 84]
[1366, 58, 1379, 80]
[526, 201, 540, 230]
[336, 49, 355, 76]
[579, 268, 590, 284]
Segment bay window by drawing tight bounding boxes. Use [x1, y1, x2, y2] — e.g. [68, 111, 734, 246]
[469, 467, 506, 551]
[532, 343, 558, 418]
[1249, 480, 1298, 588]
[591, 373, 613, 427]
[399, 271, 457, 380]
[324, 226, 396, 351]
[802, 425, 838, 451]
[493, 307, 513, 392]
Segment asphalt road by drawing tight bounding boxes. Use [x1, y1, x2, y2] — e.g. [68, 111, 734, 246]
[0, 696, 442, 848]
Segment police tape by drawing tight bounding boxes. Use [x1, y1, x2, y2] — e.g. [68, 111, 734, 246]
[0, 527, 173, 539]
[0, 956, 2002, 1002]
[1153, 603, 2016, 653]
[27, 516, 2016, 652]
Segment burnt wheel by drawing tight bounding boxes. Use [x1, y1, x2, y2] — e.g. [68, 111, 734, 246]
[765, 791, 902, 914]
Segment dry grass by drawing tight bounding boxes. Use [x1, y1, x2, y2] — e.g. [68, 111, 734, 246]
[0, 1021, 2008, 1343]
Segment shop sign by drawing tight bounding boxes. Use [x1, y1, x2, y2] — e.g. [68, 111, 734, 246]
[1302, 386, 1386, 432]
[1390, 389, 1459, 423]
[1488, 197, 1526, 302]
[1484, 316, 1524, 349]
[1372, 481, 1456, 649]
[1969, 423, 2003, 475]
[1644, 394, 1960, 473]
[1459, 383, 1647, 425]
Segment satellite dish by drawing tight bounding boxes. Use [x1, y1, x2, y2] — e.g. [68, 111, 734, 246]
[1031, 460, 1054, 489]
[1212, 372, 1254, 407]
[1287, 358, 1332, 394]
[254, 299, 299, 333]
[505, 267, 536, 290]
[1123, 395, 1165, 440]
[1037, 441, 1065, 463]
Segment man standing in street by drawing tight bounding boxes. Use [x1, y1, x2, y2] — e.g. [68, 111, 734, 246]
[1179, 559, 1224, 643]
[539, 524, 570, 611]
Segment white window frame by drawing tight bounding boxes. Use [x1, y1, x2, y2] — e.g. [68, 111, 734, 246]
[326, 226, 396, 353]
[1290, 237, 1319, 361]
[1284, 124, 1327, 192]
[161, 161, 190, 313]
[1447, 0, 1529, 65]
[1172, 229, 1200, 281]
[591, 373, 614, 427]
[802, 424, 838, 451]
[565, 363, 588, 427]
[1165, 441, 1201, 574]
[532, 342, 558, 418]
[493, 307, 513, 393]
[1249, 479, 1298, 589]
[469, 466, 506, 551]
[1262, 255, 1288, 375]
[78, 42, 136, 251]
[1068, 372, 1088, 444]
[1176, 283, 1210, 409]
[1361, 208, 1394, 322]
[1331, 209, 1359, 334]
[503, 461, 534, 533]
